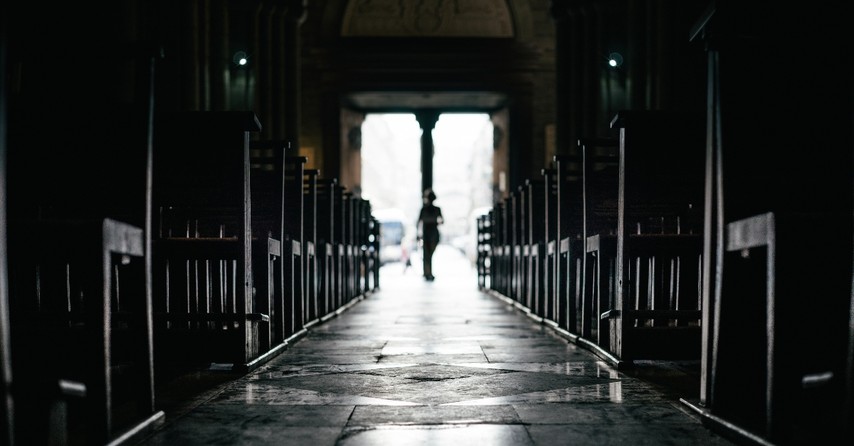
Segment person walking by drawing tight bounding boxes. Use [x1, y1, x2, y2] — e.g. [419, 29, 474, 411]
[417, 189, 443, 281]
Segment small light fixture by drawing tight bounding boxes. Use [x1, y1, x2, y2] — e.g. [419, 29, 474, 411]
[607, 52, 623, 68]
[233, 51, 249, 66]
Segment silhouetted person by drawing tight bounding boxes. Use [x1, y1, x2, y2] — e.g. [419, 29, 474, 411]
[417, 189, 443, 281]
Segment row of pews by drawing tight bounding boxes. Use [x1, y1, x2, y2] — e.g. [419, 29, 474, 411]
[480, 110, 705, 366]
[474, 2, 854, 445]
[2, 111, 379, 445]
[477, 4, 854, 440]
[479, 105, 853, 445]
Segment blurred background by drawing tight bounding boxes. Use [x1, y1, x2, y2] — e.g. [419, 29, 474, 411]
[361, 113, 494, 268]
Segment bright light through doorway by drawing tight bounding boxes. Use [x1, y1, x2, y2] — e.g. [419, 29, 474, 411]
[361, 113, 493, 266]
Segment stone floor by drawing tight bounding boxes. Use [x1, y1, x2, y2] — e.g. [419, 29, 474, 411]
[135, 246, 736, 445]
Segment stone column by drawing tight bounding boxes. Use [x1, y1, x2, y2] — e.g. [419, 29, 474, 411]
[415, 110, 440, 193]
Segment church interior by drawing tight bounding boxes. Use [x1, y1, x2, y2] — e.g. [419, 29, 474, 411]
[1, 1, 852, 445]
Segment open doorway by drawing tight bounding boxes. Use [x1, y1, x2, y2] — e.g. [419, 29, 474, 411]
[361, 113, 493, 272]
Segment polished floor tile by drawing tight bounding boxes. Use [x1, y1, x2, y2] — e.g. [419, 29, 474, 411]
[137, 246, 735, 445]
[338, 425, 535, 446]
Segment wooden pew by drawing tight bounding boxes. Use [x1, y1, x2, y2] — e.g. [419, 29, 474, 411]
[476, 212, 493, 290]
[369, 208, 380, 292]
[554, 154, 585, 335]
[356, 198, 376, 295]
[303, 169, 319, 327]
[603, 111, 705, 362]
[578, 138, 619, 346]
[484, 207, 498, 294]
[152, 111, 265, 371]
[348, 193, 365, 299]
[315, 178, 338, 319]
[501, 194, 514, 300]
[352, 198, 371, 295]
[350, 196, 363, 297]
[541, 165, 559, 326]
[368, 215, 381, 291]
[524, 179, 546, 318]
[342, 191, 357, 303]
[689, 4, 854, 443]
[7, 219, 160, 445]
[333, 184, 347, 310]
[284, 156, 306, 339]
[510, 188, 524, 305]
[248, 140, 287, 357]
[3, 42, 163, 444]
[365, 201, 376, 294]
[350, 194, 366, 299]
[520, 184, 532, 311]
[494, 201, 510, 297]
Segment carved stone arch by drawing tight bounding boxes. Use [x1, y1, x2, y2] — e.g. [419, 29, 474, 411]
[319, 0, 534, 42]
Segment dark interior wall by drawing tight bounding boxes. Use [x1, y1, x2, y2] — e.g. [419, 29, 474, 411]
[5, 0, 157, 224]
[552, 0, 708, 160]
[3, 0, 709, 208]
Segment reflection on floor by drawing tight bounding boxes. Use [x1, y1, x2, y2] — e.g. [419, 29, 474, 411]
[137, 245, 735, 445]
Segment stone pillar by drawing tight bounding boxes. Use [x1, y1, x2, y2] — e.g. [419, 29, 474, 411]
[415, 110, 440, 193]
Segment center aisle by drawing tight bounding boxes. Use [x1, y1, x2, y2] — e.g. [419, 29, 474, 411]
[137, 245, 734, 445]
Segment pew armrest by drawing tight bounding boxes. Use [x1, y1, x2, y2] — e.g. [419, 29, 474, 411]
[268, 238, 281, 257]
